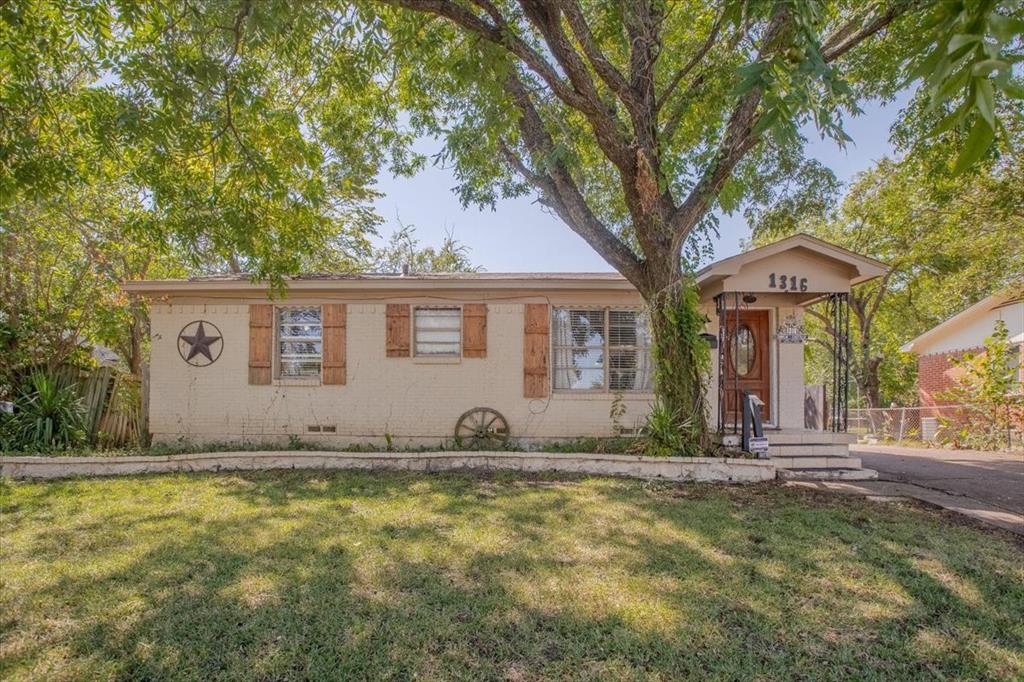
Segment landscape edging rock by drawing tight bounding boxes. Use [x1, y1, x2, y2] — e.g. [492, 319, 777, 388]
[0, 451, 775, 483]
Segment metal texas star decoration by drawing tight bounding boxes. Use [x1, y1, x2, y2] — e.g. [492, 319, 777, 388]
[177, 320, 223, 366]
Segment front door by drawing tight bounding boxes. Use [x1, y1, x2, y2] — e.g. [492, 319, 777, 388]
[723, 309, 771, 424]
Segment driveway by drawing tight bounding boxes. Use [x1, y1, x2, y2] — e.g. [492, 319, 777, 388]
[852, 444, 1024, 515]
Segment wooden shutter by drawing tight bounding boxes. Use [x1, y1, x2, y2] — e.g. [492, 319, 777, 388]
[523, 303, 549, 398]
[385, 304, 410, 357]
[248, 304, 273, 385]
[322, 303, 347, 385]
[462, 304, 487, 358]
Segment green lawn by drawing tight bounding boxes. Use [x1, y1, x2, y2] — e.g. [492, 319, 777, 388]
[1, 472, 1022, 681]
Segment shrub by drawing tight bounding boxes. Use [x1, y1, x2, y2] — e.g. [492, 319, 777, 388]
[937, 320, 1024, 450]
[5, 372, 87, 452]
[638, 398, 703, 457]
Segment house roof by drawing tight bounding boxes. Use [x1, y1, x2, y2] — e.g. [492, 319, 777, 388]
[900, 290, 1024, 353]
[123, 234, 887, 297]
[695, 233, 888, 287]
[122, 271, 634, 295]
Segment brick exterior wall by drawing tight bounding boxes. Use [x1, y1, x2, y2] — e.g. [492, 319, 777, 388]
[151, 300, 659, 447]
[916, 347, 983, 413]
[149, 298, 808, 446]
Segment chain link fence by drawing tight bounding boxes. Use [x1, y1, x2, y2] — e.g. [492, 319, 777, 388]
[849, 404, 1024, 450]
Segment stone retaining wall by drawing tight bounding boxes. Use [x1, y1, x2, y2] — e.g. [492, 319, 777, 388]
[0, 451, 775, 483]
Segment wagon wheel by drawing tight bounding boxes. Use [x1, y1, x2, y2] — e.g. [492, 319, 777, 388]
[455, 407, 510, 450]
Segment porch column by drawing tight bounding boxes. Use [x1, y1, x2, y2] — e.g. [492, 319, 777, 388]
[827, 293, 851, 432]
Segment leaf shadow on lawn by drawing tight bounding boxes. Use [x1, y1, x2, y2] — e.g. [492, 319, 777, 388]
[1, 471, 1022, 681]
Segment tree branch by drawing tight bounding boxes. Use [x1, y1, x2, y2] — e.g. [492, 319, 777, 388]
[380, 0, 589, 112]
[809, 335, 836, 357]
[560, 0, 634, 108]
[668, 1, 916, 256]
[806, 306, 838, 339]
[657, 11, 723, 112]
[864, 266, 897, 328]
[661, 20, 750, 143]
[503, 74, 643, 283]
[822, 3, 909, 63]
[513, 0, 633, 169]
[666, 8, 795, 254]
[382, 1, 636, 171]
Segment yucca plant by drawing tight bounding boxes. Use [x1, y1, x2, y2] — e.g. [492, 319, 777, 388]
[638, 398, 703, 458]
[10, 372, 87, 452]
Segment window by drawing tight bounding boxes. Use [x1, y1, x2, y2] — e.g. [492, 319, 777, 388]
[1011, 344, 1022, 389]
[414, 307, 461, 357]
[277, 307, 322, 378]
[552, 308, 652, 391]
[730, 324, 756, 376]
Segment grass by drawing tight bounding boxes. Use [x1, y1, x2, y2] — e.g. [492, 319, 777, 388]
[1, 471, 1022, 681]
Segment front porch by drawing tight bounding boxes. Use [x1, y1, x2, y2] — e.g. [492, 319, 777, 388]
[697, 235, 887, 480]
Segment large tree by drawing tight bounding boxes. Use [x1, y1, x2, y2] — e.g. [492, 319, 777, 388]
[4, 0, 1022, 446]
[353, 0, 1021, 443]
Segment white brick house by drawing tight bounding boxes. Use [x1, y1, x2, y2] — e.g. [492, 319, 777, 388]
[126, 234, 885, 449]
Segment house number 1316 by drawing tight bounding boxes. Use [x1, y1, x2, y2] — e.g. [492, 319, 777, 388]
[769, 274, 808, 292]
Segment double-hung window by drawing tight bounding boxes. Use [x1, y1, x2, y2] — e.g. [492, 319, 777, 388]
[277, 307, 322, 378]
[552, 308, 653, 392]
[414, 307, 461, 357]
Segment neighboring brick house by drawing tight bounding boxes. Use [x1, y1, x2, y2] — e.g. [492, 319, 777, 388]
[125, 234, 886, 447]
[902, 291, 1024, 411]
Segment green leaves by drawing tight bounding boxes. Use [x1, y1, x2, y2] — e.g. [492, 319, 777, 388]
[989, 12, 1024, 41]
[2, 0, 1021, 286]
[954, 116, 997, 173]
[907, 0, 1024, 173]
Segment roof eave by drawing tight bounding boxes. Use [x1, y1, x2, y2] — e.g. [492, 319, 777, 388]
[696, 233, 889, 282]
[901, 291, 1014, 354]
[122, 276, 639, 296]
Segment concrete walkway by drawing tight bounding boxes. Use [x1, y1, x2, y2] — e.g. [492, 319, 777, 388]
[853, 444, 1024, 514]
[786, 479, 1024, 536]
[804, 444, 1024, 535]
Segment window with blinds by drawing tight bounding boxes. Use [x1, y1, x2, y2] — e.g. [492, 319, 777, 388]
[414, 307, 461, 356]
[277, 307, 322, 378]
[552, 308, 653, 392]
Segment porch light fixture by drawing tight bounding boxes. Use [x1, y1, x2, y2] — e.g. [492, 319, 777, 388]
[742, 294, 757, 304]
[700, 333, 718, 349]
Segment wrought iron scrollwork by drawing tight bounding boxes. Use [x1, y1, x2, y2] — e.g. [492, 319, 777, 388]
[827, 293, 851, 432]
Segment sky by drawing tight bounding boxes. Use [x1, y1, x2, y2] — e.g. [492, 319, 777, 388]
[371, 91, 913, 273]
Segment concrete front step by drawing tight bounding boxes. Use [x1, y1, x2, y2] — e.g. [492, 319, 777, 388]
[761, 431, 858, 445]
[778, 467, 879, 481]
[770, 454, 862, 470]
[768, 443, 850, 457]
[715, 431, 858, 446]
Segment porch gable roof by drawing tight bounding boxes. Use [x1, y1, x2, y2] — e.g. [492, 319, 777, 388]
[695, 233, 887, 302]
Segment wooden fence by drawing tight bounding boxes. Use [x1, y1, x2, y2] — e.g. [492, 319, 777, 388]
[53, 365, 142, 448]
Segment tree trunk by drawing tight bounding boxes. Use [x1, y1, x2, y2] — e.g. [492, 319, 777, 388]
[128, 309, 144, 376]
[640, 267, 711, 454]
[132, 303, 151, 446]
[856, 324, 882, 408]
[860, 355, 883, 409]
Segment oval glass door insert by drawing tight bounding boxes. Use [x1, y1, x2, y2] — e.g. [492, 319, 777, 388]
[730, 325, 755, 376]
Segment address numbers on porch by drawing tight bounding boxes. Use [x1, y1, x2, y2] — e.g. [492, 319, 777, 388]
[768, 273, 808, 292]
